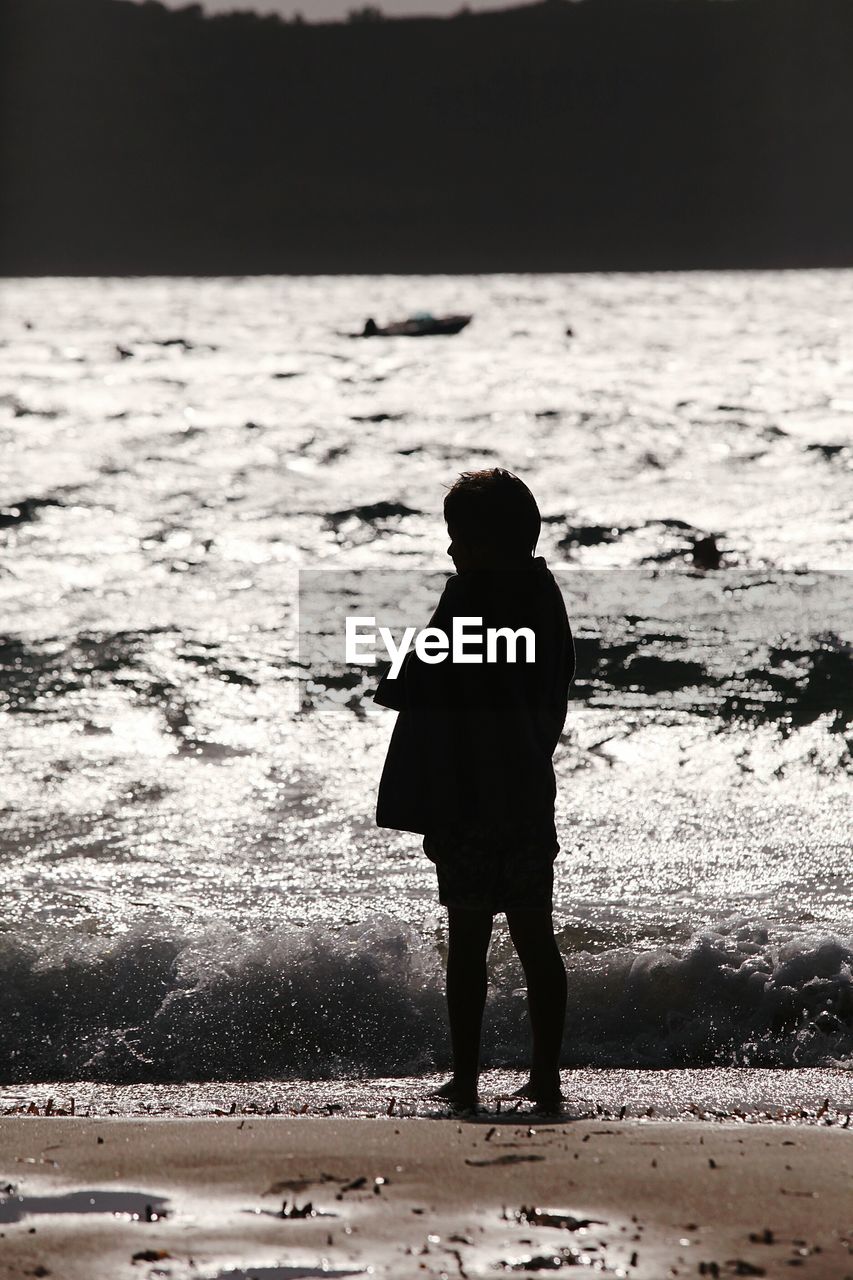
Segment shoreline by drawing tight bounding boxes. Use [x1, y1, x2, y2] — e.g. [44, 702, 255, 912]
[2, 1068, 852, 1124]
[1, 1115, 851, 1279]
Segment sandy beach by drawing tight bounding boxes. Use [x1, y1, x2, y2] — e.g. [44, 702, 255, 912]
[1, 1115, 850, 1279]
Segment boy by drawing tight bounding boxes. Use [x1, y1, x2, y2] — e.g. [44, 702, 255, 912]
[373, 469, 575, 1112]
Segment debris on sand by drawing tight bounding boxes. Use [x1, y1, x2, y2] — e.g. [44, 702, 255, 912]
[279, 1199, 315, 1219]
[512, 1206, 607, 1231]
[465, 1154, 545, 1167]
[498, 1246, 612, 1271]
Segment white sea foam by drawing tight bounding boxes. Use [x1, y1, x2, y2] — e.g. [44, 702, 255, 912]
[1, 915, 850, 1082]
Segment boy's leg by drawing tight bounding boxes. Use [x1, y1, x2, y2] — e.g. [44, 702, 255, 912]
[432, 906, 493, 1108]
[505, 908, 567, 1108]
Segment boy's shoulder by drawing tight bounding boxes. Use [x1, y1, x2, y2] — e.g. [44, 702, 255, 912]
[451, 558, 560, 601]
[436, 560, 566, 624]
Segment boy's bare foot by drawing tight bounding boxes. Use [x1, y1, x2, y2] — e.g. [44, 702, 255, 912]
[426, 1078, 479, 1112]
[511, 1076, 564, 1114]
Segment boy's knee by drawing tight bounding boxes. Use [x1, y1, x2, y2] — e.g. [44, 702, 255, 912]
[448, 907, 494, 949]
[507, 909, 558, 955]
[507, 908, 553, 935]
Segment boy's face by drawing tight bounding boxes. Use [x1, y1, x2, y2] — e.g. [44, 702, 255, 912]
[446, 524, 531, 572]
[446, 522, 492, 572]
[446, 526, 477, 572]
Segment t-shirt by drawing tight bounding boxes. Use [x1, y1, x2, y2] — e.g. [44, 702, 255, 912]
[372, 556, 575, 836]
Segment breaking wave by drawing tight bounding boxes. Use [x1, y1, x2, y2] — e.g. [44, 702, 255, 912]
[2, 916, 851, 1082]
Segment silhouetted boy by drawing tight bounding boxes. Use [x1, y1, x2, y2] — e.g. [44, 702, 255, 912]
[373, 469, 575, 1111]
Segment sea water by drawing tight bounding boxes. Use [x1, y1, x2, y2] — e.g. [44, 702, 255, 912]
[0, 273, 851, 1106]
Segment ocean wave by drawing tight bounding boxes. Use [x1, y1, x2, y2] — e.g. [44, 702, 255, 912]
[2, 916, 851, 1082]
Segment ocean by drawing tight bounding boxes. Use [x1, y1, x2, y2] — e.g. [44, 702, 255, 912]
[1, 272, 851, 1116]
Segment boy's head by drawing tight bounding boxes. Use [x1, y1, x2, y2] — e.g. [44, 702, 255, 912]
[443, 469, 541, 570]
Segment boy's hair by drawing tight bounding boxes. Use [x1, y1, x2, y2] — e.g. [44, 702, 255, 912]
[443, 469, 541, 554]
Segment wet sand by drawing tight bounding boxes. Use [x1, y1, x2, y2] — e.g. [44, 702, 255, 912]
[1, 1116, 850, 1279]
[3, 1067, 853, 1121]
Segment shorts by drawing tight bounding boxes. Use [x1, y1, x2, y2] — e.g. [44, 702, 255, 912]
[422, 815, 559, 914]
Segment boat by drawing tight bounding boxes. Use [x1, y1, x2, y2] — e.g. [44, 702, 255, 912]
[358, 312, 472, 338]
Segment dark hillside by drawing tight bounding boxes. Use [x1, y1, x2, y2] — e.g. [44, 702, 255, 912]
[2, 0, 853, 272]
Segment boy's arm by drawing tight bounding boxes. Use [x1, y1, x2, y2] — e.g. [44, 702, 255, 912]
[371, 574, 464, 711]
[373, 658, 405, 710]
[541, 602, 575, 752]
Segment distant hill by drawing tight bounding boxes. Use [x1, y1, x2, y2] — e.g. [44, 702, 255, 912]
[2, 0, 853, 273]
